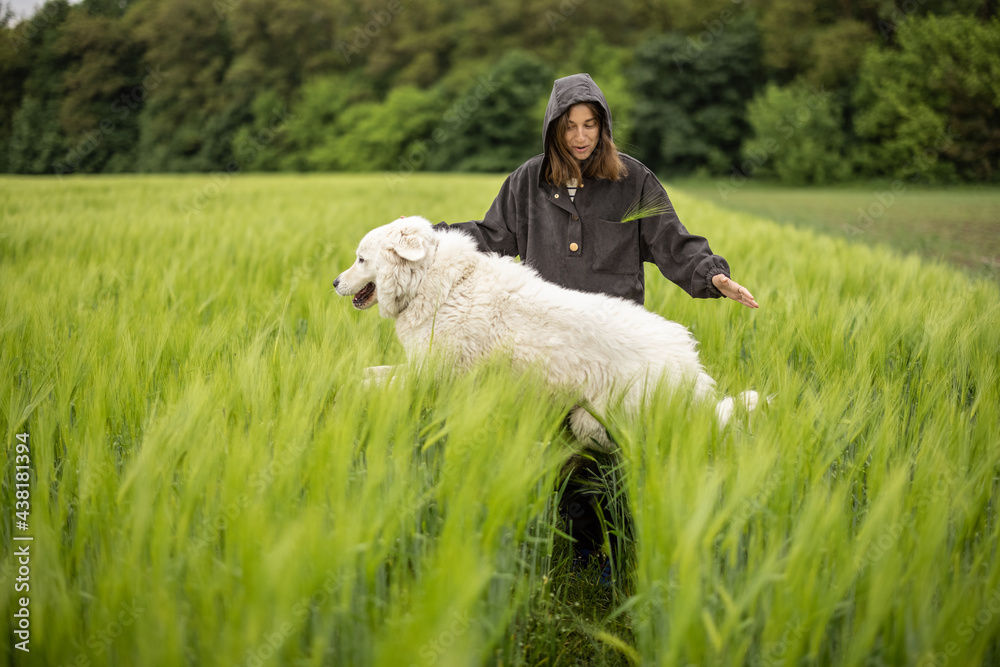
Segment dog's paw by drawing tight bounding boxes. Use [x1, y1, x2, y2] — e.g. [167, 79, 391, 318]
[715, 396, 735, 426]
[737, 390, 760, 412]
[716, 390, 766, 427]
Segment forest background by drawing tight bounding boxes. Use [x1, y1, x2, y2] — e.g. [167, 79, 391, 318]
[1, 0, 998, 186]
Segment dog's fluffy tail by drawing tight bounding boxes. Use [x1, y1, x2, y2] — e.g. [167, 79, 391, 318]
[715, 390, 763, 428]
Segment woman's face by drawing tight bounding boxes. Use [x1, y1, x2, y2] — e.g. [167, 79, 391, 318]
[564, 103, 600, 162]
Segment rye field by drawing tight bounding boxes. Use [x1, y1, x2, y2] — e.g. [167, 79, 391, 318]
[1, 173, 999, 666]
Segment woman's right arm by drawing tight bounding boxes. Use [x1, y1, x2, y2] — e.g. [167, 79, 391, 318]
[434, 175, 520, 257]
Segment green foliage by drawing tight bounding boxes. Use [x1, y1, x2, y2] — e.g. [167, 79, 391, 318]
[1, 0, 999, 182]
[0, 6, 30, 171]
[229, 90, 295, 173]
[805, 19, 875, 91]
[2, 174, 999, 666]
[285, 82, 448, 172]
[854, 14, 1000, 183]
[755, 0, 831, 74]
[630, 19, 764, 176]
[2, 0, 72, 174]
[742, 82, 852, 185]
[332, 85, 449, 172]
[281, 73, 373, 171]
[51, 8, 146, 174]
[427, 51, 553, 173]
[129, 0, 242, 172]
[869, 0, 996, 41]
[6, 96, 64, 173]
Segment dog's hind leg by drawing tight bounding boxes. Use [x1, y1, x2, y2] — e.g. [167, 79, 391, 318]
[567, 406, 616, 452]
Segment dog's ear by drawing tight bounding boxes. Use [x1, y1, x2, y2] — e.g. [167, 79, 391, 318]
[389, 229, 426, 262]
[386, 217, 432, 262]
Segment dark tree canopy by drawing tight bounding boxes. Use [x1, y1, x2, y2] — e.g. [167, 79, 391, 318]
[1, 0, 996, 182]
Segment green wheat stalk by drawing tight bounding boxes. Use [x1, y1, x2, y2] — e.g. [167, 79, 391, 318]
[620, 190, 671, 223]
[3, 174, 999, 667]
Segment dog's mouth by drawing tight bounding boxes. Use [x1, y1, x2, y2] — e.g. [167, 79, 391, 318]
[352, 282, 377, 309]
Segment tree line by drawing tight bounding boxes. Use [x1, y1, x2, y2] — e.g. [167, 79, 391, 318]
[1, 0, 997, 184]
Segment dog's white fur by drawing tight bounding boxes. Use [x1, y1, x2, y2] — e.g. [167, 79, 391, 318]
[334, 216, 759, 448]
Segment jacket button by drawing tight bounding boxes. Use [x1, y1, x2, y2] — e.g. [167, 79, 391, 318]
[572, 215, 579, 221]
[554, 194, 560, 199]
[569, 242, 579, 252]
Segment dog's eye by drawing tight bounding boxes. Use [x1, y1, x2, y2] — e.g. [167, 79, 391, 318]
[358, 256, 365, 264]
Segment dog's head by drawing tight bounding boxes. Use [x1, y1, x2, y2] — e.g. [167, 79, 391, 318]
[333, 216, 437, 319]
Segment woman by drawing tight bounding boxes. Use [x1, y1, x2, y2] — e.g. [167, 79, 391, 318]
[441, 73, 759, 576]
[440, 72, 758, 309]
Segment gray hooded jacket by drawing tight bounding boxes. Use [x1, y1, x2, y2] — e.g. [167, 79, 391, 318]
[443, 73, 729, 305]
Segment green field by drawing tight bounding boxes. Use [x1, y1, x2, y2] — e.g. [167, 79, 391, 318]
[2, 174, 999, 666]
[669, 178, 1000, 279]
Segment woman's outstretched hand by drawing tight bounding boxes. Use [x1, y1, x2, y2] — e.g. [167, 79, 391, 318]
[712, 274, 759, 309]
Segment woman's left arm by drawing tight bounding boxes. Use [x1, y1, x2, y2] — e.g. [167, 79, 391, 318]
[638, 173, 758, 308]
[712, 274, 759, 308]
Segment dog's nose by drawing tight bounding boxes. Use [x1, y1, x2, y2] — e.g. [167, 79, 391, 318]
[333, 277, 340, 288]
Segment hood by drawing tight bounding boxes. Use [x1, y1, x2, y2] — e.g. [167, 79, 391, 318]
[541, 73, 614, 158]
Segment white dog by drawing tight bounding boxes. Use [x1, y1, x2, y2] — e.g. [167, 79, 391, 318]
[334, 216, 759, 449]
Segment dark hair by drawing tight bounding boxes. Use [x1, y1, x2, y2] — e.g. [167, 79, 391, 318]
[544, 101, 628, 186]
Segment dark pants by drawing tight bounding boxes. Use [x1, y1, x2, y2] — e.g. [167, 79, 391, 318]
[557, 451, 632, 564]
